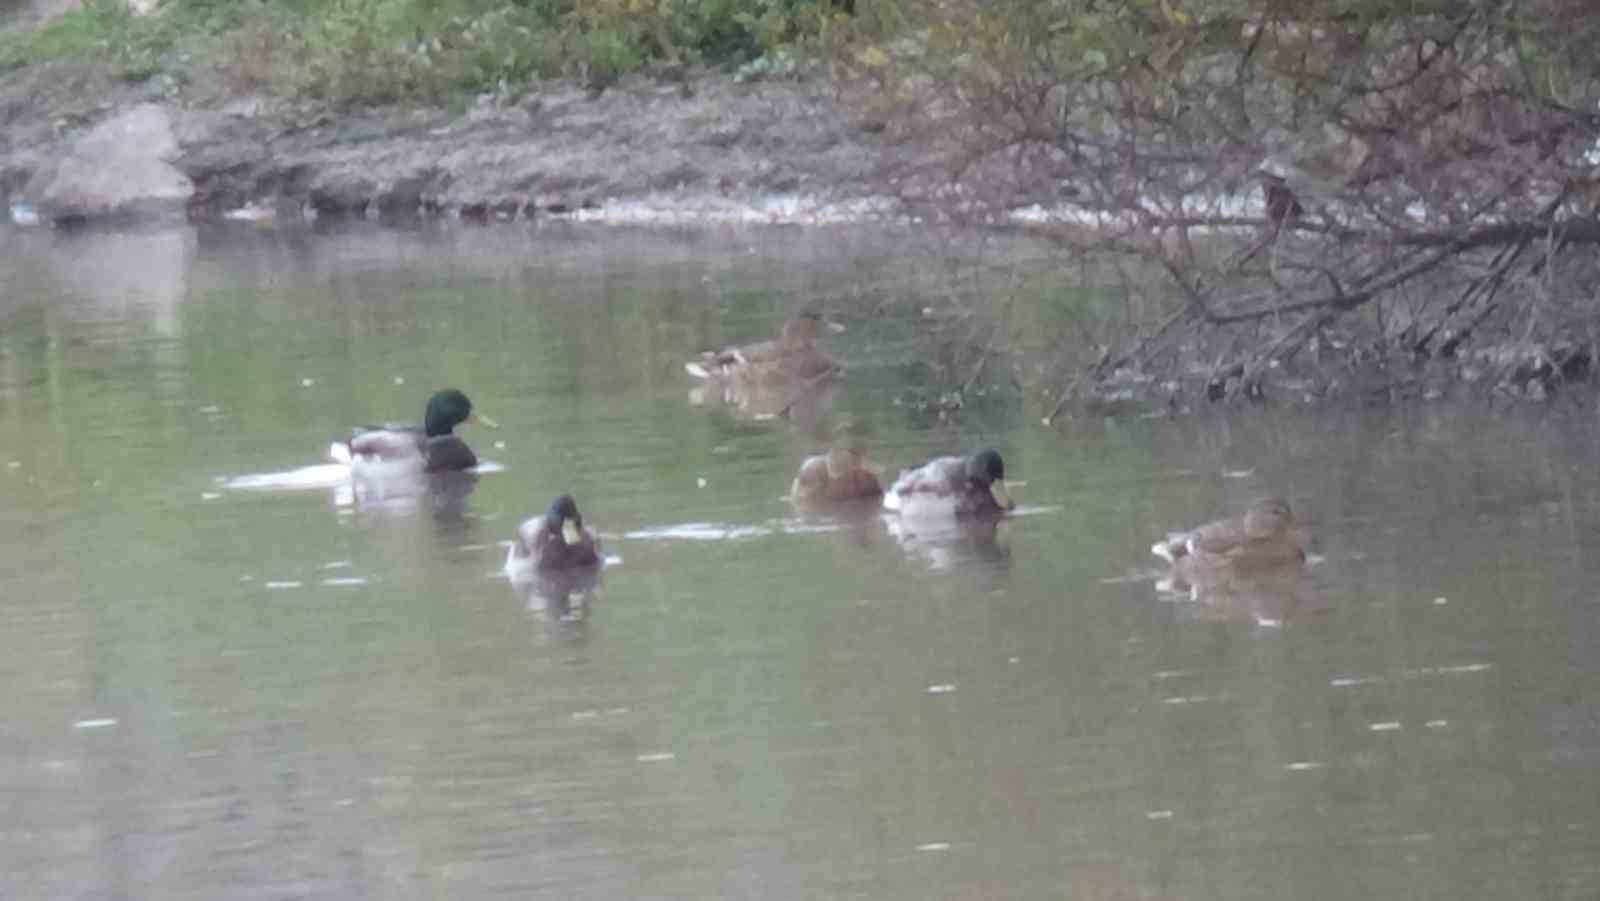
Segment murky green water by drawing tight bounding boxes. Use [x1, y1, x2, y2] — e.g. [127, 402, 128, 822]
[2, 223, 1598, 900]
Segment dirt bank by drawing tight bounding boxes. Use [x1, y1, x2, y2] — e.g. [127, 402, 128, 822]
[0, 59, 889, 225]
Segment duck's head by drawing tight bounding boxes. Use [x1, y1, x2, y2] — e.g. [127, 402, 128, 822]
[424, 389, 497, 438]
[543, 494, 587, 546]
[965, 448, 1014, 510]
[824, 445, 868, 479]
[1244, 496, 1294, 538]
[780, 312, 823, 347]
[824, 418, 872, 478]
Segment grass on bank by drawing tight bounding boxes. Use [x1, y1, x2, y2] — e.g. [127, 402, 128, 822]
[0, 0, 856, 105]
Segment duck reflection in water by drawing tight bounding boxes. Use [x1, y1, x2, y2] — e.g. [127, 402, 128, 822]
[689, 375, 839, 436]
[515, 565, 603, 622]
[1157, 559, 1318, 626]
[342, 468, 481, 521]
[880, 448, 1017, 571]
[1152, 497, 1315, 625]
[887, 513, 1012, 572]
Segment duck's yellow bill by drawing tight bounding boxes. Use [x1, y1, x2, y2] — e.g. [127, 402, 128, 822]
[469, 413, 499, 429]
[990, 481, 1016, 510]
[561, 519, 583, 545]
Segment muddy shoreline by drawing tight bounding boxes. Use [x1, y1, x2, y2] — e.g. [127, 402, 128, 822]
[0, 61, 888, 226]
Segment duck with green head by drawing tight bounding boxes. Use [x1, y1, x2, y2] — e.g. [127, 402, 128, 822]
[342, 389, 497, 473]
[883, 448, 1016, 518]
[505, 494, 602, 577]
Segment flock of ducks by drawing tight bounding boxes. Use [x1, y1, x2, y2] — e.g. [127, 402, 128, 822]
[337, 314, 1307, 591]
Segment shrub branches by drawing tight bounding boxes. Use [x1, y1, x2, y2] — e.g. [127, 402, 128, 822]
[839, 0, 1600, 405]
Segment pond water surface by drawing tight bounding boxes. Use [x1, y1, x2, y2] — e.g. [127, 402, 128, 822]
[2, 224, 1598, 900]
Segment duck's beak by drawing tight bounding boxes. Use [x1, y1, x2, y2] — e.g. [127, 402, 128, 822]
[469, 413, 498, 429]
[989, 481, 1016, 510]
[561, 518, 583, 546]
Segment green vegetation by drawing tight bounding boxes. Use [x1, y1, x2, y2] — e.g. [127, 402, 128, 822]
[0, 0, 854, 104]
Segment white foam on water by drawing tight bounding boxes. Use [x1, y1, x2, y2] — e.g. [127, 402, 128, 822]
[1435, 663, 1492, 674]
[625, 521, 775, 541]
[224, 463, 351, 492]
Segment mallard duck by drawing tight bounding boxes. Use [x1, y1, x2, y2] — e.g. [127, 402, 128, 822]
[685, 312, 839, 385]
[791, 445, 884, 509]
[883, 448, 1015, 517]
[1151, 496, 1306, 573]
[505, 494, 602, 575]
[342, 389, 496, 474]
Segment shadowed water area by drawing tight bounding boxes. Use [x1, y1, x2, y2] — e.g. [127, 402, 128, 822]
[2, 224, 1598, 900]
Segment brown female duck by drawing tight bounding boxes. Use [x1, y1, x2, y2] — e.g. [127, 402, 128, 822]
[686, 312, 839, 385]
[1151, 496, 1306, 574]
[791, 445, 884, 509]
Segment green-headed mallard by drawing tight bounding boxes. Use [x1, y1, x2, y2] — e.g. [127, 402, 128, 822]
[791, 445, 884, 509]
[1151, 496, 1306, 574]
[342, 388, 497, 474]
[685, 312, 839, 385]
[883, 448, 1016, 517]
[506, 494, 602, 575]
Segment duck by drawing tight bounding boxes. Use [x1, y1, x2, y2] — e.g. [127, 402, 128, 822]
[685, 312, 839, 385]
[1151, 496, 1306, 574]
[341, 388, 496, 474]
[883, 448, 1015, 517]
[505, 494, 602, 576]
[791, 444, 884, 509]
